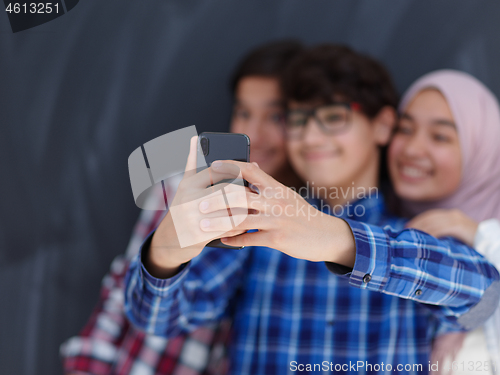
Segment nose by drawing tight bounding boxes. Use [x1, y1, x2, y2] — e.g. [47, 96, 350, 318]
[403, 132, 428, 158]
[301, 117, 324, 145]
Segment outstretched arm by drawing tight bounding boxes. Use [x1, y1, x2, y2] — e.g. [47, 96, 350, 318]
[196, 161, 500, 330]
[136, 159, 500, 335]
[124, 238, 248, 337]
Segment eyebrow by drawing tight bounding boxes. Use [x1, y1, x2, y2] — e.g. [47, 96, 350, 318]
[432, 119, 456, 128]
[400, 112, 456, 128]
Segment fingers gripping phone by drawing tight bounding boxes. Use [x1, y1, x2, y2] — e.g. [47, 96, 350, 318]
[198, 132, 250, 249]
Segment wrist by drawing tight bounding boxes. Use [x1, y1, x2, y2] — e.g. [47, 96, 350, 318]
[148, 242, 184, 275]
[326, 217, 356, 267]
[143, 239, 183, 279]
[144, 216, 189, 278]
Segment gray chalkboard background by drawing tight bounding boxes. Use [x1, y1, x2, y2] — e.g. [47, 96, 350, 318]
[1, 1, 500, 374]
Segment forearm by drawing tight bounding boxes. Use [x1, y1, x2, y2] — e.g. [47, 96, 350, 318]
[124, 249, 189, 337]
[145, 239, 185, 279]
[124, 235, 248, 337]
[328, 220, 500, 329]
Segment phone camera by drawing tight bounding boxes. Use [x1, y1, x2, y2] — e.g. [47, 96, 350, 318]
[200, 136, 209, 156]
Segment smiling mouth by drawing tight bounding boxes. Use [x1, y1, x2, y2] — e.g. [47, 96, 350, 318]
[303, 150, 341, 161]
[398, 164, 432, 181]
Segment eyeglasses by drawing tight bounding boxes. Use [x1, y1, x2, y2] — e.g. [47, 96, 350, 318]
[284, 102, 361, 139]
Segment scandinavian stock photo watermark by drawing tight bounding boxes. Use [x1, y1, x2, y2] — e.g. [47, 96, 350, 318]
[249, 180, 379, 219]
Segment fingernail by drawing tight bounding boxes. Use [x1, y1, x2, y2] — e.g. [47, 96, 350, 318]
[252, 162, 259, 168]
[200, 219, 210, 229]
[200, 201, 209, 212]
[249, 183, 260, 194]
[212, 161, 222, 170]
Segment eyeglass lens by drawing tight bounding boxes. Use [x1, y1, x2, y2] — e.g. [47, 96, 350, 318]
[286, 104, 350, 138]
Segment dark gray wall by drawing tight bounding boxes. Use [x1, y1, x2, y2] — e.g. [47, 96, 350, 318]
[1, 1, 499, 374]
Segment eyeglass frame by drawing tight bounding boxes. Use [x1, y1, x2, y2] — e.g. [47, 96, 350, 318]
[283, 102, 362, 139]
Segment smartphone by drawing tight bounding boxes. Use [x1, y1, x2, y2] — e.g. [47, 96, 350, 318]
[198, 132, 250, 249]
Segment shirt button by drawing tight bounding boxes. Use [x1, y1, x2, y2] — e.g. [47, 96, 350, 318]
[363, 274, 372, 283]
[415, 289, 423, 296]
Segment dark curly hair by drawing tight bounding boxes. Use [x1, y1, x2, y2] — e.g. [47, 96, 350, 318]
[282, 44, 399, 118]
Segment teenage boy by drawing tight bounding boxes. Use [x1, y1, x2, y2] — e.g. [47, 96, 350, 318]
[60, 40, 303, 375]
[124, 45, 500, 374]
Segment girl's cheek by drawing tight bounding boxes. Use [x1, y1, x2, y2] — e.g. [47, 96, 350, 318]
[434, 148, 462, 185]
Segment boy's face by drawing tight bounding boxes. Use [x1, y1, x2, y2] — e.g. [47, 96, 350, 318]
[286, 101, 387, 190]
[230, 76, 287, 178]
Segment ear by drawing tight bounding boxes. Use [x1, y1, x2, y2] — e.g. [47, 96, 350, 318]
[372, 106, 397, 146]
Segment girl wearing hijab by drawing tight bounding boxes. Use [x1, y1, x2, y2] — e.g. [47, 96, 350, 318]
[388, 70, 500, 374]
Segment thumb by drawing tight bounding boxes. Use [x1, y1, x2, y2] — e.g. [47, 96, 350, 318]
[184, 136, 199, 178]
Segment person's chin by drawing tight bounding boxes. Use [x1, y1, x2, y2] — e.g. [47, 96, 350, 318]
[395, 182, 433, 202]
[302, 172, 340, 189]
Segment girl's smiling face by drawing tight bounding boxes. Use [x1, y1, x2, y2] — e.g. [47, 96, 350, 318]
[389, 89, 462, 202]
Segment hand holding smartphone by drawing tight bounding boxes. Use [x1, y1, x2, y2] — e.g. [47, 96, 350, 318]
[145, 132, 251, 278]
[198, 132, 250, 249]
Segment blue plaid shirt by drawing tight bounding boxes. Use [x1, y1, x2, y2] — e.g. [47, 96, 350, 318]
[125, 195, 500, 375]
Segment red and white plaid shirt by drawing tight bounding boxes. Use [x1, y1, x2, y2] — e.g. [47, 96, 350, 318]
[60, 182, 231, 375]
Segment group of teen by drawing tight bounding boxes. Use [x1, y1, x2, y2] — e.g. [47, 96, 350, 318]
[61, 41, 500, 375]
